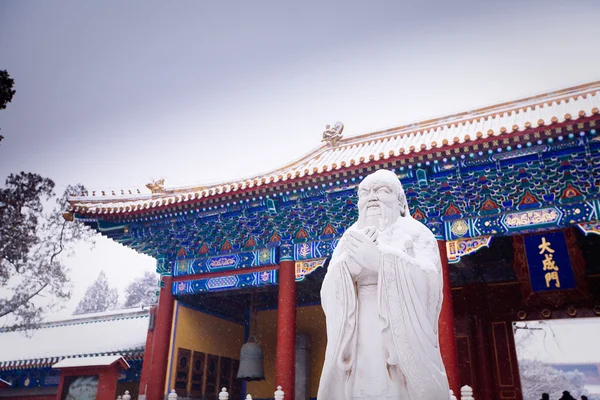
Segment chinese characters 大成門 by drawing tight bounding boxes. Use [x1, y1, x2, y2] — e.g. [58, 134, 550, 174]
[538, 237, 560, 288]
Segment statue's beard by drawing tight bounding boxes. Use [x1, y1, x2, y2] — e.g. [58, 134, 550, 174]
[358, 203, 401, 231]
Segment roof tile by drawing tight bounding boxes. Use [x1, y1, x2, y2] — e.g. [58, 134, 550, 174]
[68, 81, 600, 216]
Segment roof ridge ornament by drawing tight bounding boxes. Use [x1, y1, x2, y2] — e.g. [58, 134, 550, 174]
[322, 121, 344, 147]
[146, 178, 166, 194]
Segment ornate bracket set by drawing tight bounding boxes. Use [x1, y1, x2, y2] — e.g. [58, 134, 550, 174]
[445, 207, 600, 263]
[81, 123, 600, 294]
[167, 217, 600, 294]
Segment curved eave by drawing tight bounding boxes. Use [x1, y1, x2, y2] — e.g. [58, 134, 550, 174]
[68, 81, 600, 218]
[0, 349, 145, 371]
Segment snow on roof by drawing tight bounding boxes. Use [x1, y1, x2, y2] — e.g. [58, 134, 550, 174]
[0, 308, 149, 369]
[52, 355, 129, 369]
[67, 80, 600, 217]
[586, 384, 600, 395]
[41, 306, 151, 324]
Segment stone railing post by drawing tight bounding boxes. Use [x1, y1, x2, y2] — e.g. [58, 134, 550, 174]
[274, 385, 284, 399]
[122, 391, 131, 400]
[245, 395, 253, 400]
[168, 389, 178, 399]
[219, 387, 229, 400]
[461, 385, 474, 400]
[449, 389, 457, 400]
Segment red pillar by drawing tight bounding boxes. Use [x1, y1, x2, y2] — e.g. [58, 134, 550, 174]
[144, 275, 175, 400]
[275, 259, 296, 400]
[437, 240, 460, 394]
[96, 365, 120, 399]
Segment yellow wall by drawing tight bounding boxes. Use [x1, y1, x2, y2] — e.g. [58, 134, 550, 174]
[298, 305, 327, 397]
[246, 305, 327, 399]
[165, 301, 245, 393]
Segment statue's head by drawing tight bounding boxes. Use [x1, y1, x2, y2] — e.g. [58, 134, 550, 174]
[357, 169, 409, 230]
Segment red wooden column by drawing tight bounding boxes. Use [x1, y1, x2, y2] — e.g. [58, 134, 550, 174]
[144, 275, 175, 400]
[96, 365, 121, 399]
[437, 240, 461, 394]
[275, 258, 297, 400]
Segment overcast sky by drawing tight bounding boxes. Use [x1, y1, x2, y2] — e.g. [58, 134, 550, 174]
[515, 319, 600, 364]
[1, 0, 600, 316]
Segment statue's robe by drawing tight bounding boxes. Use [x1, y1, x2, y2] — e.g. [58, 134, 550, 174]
[317, 215, 450, 400]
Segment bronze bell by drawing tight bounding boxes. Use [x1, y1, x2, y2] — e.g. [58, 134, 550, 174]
[236, 341, 265, 381]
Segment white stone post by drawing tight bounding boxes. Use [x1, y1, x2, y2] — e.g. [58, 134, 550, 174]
[168, 389, 178, 399]
[449, 389, 457, 400]
[219, 387, 229, 400]
[116, 396, 122, 400]
[461, 385, 474, 400]
[274, 385, 284, 400]
[245, 395, 253, 400]
[122, 391, 131, 400]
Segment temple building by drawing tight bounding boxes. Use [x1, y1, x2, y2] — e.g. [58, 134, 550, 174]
[27, 81, 600, 400]
[0, 308, 149, 399]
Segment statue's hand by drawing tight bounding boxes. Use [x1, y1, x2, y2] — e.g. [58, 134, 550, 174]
[345, 228, 381, 271]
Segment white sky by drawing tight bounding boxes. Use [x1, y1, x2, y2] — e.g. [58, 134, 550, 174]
[515, 319, 600, 364]
[1, 0, 600, 316]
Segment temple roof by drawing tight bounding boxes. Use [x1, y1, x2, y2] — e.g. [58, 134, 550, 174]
[0, 308, 149, 370]
[52, 355, 129, 369]
[68, 80, 600, 217]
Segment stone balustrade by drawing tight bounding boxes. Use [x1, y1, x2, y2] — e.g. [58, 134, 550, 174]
[119, 384, 475, 399]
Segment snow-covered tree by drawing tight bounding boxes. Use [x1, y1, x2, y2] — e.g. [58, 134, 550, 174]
[515, 321, 600, 400]
[1, 173, 93, 327]
[123, 271, 158, 307]
[73, 271, 118, 315]
[518, 359, 591, 400]
[1, 72, 93, 326]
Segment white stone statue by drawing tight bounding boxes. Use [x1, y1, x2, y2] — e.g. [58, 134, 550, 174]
[317, 169, 450, 400]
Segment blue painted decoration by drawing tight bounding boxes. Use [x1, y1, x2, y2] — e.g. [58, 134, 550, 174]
[76, 131, 600, 264]
[174, 248, 278, 277]
[294, 240, 339, 261]
[173, 269, 278, 295]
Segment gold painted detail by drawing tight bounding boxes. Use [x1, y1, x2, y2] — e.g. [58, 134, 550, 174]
[62, 212, 74, 222]
[177, 260, 188, 274]
[450, 220, 469, 237]
[295, 258, 327, 281]
[537, 236, 561, 289]
[209, 257, 236, 268]
[446, 236, 492, 263]
[577, 221, 600, 236]
[146, 178, 166, 194]
[502, 208, 560, 228]
[322, 121, 344, 147]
